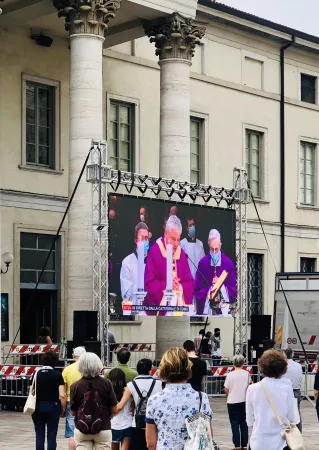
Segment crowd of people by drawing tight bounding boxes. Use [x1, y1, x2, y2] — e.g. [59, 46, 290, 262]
[28, 339, 318, 450]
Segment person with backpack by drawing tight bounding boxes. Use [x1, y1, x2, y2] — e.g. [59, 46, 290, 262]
[70, 352, 118, 449]
[109, 368, 132, 450]
[115, 358, 162, 450]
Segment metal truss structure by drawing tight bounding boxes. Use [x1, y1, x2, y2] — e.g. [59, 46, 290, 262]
[86, 140, 251, 363]
[233, 168, 250, 356]
[90, 143, 108, 362]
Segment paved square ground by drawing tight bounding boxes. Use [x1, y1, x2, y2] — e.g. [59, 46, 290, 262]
[0, 398, 318, 449]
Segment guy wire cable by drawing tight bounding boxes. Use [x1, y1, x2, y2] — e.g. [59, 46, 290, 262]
[4, 147, 95, 364]
[247, 181, 310, 365]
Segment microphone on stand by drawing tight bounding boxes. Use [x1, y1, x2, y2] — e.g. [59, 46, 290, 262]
[185, 254, 210, 287]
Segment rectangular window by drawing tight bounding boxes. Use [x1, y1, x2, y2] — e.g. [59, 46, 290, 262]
[190, 117, 203, 184]
[301, 74, 316, 104]
[247, 253, 263, 319]
[300, 257, 316, 273]
[246, 130, 262, 198]
[300, 142, 315, 206]
[25, 81, 55, 168]
[20, 233, 58, 287]
[109, 101, 134, 171]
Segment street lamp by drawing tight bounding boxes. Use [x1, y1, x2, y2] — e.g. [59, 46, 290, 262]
[1, 252, 13, 275]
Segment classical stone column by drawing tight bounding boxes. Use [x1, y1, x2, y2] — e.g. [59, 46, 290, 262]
[144, 13, 205, 180]
[144, 14, 205, 358]
[53, 0, 121, 336]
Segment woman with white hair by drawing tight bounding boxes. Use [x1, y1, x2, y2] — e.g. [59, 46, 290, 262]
[224, 355, 251, 450]
[70, 352, 118, 449]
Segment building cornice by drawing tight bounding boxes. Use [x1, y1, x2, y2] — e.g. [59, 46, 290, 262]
[197, 0, 319, 55]
[0, 189, 68, 213]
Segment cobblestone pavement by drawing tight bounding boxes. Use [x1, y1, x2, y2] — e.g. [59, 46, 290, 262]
[0, 398, 318, 449]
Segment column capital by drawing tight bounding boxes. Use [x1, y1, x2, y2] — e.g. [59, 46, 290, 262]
[52, 0, 121, 37]
[143, 13, 206, 62]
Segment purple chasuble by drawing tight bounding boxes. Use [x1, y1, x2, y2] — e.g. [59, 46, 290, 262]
[194, 252, 237, 316]
[144, 238, 194, 316]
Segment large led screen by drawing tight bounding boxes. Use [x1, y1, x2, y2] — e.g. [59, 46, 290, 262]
[108, 194, 236, 317]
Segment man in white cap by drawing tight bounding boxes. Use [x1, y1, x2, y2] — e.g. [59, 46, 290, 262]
[194, 229, 236, 316]
[62, 346, 86, 450]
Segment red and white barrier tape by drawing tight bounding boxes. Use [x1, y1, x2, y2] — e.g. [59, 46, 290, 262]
[10, 344, 59, 355]
[211, 366, 253, 376]
[113, 344, 154, 352]
[1, 365, 108, 377]
[0, 365, 37, 377]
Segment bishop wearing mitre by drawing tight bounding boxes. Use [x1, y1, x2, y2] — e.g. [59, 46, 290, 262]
[144, 215, 194, 316]
[194, 229, 237, 316]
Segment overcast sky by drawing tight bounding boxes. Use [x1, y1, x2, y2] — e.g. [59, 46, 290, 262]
[220, 0, 319, 37]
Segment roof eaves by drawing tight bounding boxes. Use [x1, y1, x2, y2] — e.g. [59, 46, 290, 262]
[198, 0, 319, 47]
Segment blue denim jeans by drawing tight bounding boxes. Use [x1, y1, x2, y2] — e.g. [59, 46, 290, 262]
[32, 401, 61, 450]
[65, 402, 75, 438]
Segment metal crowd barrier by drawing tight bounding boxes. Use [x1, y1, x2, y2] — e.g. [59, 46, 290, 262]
[0, 342, 157, 410]
[0, 365, 66, 411]
[1, 342, 156, 370]
[204, 365, 258, 398]
[2, 344, 62, 366]
[301, 363, 318, 398]
[204, 363, 319, 398]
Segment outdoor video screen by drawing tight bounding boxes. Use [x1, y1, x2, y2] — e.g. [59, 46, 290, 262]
[108, 194, 236, 317]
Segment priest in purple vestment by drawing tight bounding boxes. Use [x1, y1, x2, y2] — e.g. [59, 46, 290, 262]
[195, 229, 237, 316]
[144, 215, 194, 316]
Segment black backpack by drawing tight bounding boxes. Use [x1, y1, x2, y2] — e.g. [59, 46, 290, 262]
[132, 379, 156, 429]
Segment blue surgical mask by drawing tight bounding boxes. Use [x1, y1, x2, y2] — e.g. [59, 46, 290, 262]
[210, 250, 221, 265]
[189, 225, 196, 238]
[144, 241, 149, 256]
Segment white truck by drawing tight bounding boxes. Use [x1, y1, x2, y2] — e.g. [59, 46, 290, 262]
[275, 273, 319, 396]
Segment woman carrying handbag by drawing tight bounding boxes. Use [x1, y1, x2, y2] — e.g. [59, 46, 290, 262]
[145, 347, 214, 450]
[28, 350, 66, 450]
[246, 349, 304, 450]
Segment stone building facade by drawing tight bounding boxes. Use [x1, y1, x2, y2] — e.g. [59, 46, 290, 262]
[1, 1, 319, 357]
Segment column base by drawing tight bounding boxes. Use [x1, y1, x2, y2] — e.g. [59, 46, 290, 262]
[156, 316, 190, 359]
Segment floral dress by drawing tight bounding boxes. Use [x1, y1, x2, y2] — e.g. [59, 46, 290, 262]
[146, 383, 212, 450]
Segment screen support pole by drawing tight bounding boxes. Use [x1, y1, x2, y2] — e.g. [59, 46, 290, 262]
[90, 140, 108, 365]
[233, 168, 249, 357]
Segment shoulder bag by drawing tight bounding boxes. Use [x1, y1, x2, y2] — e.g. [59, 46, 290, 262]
[184, 392, 220, 450]
[23, 370, 38, 415]
[260, 380, 305, 450]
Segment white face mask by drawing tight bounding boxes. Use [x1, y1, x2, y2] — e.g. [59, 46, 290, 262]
[140, 214, 145, 222]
